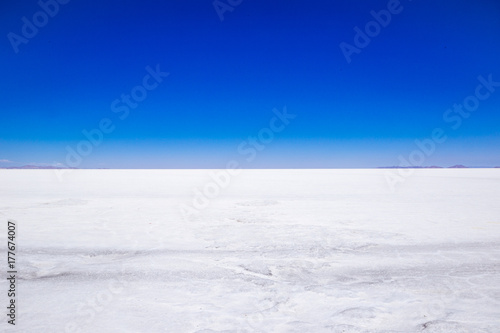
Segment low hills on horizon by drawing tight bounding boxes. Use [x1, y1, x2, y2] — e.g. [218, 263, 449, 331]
[379, 165, 479, 169]
[1, 165, 500, 169]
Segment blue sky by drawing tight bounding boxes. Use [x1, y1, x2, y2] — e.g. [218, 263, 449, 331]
[1, 0, 500, 168]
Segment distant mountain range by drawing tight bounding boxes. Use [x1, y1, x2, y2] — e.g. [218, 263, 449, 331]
[378, 165, 500, 169]
[0, 165, 499, 169]
[0, 165, 77, 169]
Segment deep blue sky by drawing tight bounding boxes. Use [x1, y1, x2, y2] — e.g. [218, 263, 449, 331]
[1, 0, 500, 168]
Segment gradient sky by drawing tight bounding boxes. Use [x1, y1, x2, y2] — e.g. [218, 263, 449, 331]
[1, 0, 500, 168]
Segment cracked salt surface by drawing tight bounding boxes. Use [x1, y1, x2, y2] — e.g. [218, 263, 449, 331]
[0, 169, 499, 332]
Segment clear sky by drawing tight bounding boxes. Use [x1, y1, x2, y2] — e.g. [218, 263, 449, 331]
[1, 0, 500, 168]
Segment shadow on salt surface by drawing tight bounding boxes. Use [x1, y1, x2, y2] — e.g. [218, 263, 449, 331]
[226, 216, 272, 224]
[17, 248, 142, 281]
[420, 320, 489, 332]
[41, 198, 88, 206]
[16, 258, 81, 281]
[235, 200, 279, 207]
[331, 306, 389, 327]
[195, 224, 403, 254]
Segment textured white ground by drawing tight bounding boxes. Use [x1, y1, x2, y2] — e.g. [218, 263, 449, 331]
[1, 169, 500, 332]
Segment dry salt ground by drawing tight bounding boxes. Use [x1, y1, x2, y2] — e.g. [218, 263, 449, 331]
[0, 169, 499, 332]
